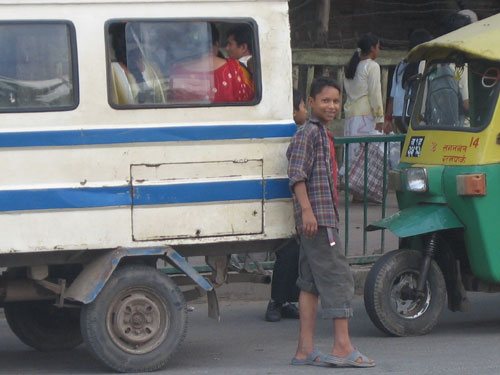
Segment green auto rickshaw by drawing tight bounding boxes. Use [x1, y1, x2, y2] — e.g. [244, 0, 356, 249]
[364, 14, 500, 336]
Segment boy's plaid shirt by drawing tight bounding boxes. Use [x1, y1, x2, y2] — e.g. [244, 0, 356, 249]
[287, 117, 339, 233]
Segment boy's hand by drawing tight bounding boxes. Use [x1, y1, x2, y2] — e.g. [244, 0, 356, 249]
[301, 207, 317, 237]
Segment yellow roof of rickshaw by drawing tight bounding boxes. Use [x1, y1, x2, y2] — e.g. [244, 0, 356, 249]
[408, 13, 500, 62]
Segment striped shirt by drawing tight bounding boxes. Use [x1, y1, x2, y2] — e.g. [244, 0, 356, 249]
[287, 116, 339, 233]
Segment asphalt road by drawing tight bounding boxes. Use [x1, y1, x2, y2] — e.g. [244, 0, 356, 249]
[0, 292, 500, 374]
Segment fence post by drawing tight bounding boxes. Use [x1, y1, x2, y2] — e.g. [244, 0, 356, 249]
[336, 66, 345, 118]
[293, 65, 299, 89]
[381, 67, 389, 114]
[306, 65, 315, 101]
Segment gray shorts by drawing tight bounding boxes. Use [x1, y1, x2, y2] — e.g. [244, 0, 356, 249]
[297, 227, 354, 319]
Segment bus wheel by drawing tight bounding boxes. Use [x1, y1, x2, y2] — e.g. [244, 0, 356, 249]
[4, 301, 82, 351]
[80, 264, 187, 373]
[364, 249, 446, 336]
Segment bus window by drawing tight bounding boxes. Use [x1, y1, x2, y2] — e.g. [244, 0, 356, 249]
[0, 22, 77, 112]
[107, 20, 258, 108]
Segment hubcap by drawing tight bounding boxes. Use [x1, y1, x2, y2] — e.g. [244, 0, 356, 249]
[107, 287, 170, 354]
[390, 271, 431, 319]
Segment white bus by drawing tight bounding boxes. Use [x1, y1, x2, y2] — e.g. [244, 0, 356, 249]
[0, 0, 295, 371]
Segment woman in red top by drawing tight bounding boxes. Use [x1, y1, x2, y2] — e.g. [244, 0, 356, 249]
[170, 24, 254, 103]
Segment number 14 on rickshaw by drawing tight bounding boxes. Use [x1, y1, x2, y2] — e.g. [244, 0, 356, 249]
[470, 137, 480, 148]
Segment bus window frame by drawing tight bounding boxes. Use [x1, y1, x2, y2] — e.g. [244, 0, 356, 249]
[105, 18, 262, 110]
[0, 20, 79, 114]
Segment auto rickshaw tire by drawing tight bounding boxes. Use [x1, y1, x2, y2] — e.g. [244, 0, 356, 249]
[80, 264, 187, 373]
[364, 249, 446, 337]
[4, 301, 82, 351]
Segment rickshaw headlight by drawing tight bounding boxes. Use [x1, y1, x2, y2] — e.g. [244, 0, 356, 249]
[405, 167, 428, 193]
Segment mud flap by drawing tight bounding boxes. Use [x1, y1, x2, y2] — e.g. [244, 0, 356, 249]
[207, 289, 220, 321]
[366, 204, 463, 238]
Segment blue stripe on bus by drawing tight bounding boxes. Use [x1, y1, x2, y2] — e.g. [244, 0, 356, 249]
[0, 178, 292, 212]
[0, 186, 131, 211]
[132, 180, 264, 205]
[0, 123, 296, 148]
[264, 178, 291, 200]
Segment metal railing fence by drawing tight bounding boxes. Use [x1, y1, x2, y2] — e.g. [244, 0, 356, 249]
[337, 134, 406, 264]
[161, 133, 407, 276]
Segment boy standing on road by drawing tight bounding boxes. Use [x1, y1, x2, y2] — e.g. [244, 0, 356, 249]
[287, 77, 375, 368]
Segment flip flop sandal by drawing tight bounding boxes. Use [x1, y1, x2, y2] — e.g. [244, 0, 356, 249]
[324, 348, 375, 368]
[291, 348, 333, 367]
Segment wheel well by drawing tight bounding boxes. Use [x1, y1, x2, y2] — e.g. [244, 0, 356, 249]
[117, 256, 158, 268]
[399, 230, 469, 313]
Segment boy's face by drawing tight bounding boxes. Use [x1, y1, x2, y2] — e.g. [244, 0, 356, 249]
[293, 99, 308, 126]
[308, 86, 341, 125]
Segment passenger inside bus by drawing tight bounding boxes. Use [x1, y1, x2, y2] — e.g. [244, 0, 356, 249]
[169, 23, 254, 103]
[225, 24, 254, 76]
[109, 23, 136, 105]
[109, 23, 167, 105]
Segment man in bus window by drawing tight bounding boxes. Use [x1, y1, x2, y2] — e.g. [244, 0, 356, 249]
[226, 24, 254, 75]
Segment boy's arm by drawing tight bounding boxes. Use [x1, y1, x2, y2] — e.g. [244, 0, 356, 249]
[293, 181, 317, 237]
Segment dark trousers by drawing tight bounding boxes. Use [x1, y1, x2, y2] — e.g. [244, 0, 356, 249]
[393, 116, 407, 133]
[271, 239, 300, 304]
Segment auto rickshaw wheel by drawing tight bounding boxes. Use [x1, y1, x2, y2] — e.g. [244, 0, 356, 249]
[364, 249, 446, 336]
[80, 264, 187, 373]
[4, 300, 82, 351]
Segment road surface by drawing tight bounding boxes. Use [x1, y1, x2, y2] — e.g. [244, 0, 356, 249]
[0, 292, 499, 374]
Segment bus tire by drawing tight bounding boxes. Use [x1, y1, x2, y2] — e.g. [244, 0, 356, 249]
[80, 264, 187, 373]
[4, 301, 82, 351]
[364, 249, 446, 336]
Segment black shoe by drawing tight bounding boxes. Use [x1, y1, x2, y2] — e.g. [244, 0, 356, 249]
[281, 303, 300, 319]
[265, 300, 282, 322]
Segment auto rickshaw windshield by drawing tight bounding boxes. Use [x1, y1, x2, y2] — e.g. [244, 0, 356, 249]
[411, 59, 500, 131]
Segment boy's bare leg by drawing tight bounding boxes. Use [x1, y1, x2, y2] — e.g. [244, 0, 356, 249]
[294, 290, 318, 360]
[332, 318, 354, 357]
[332, 318, 374, 364]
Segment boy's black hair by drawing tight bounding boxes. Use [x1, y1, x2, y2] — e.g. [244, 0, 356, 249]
[309, 77, 340, 99]
[408, 28, 432, 50]
[442, 13, 471, 35]
[293, 89, 303, 111]
[227, 24, 253, 54]
[401, 28, 433, 87]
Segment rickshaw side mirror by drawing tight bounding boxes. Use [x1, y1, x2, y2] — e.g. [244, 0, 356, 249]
[402, 73, 422, 130]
